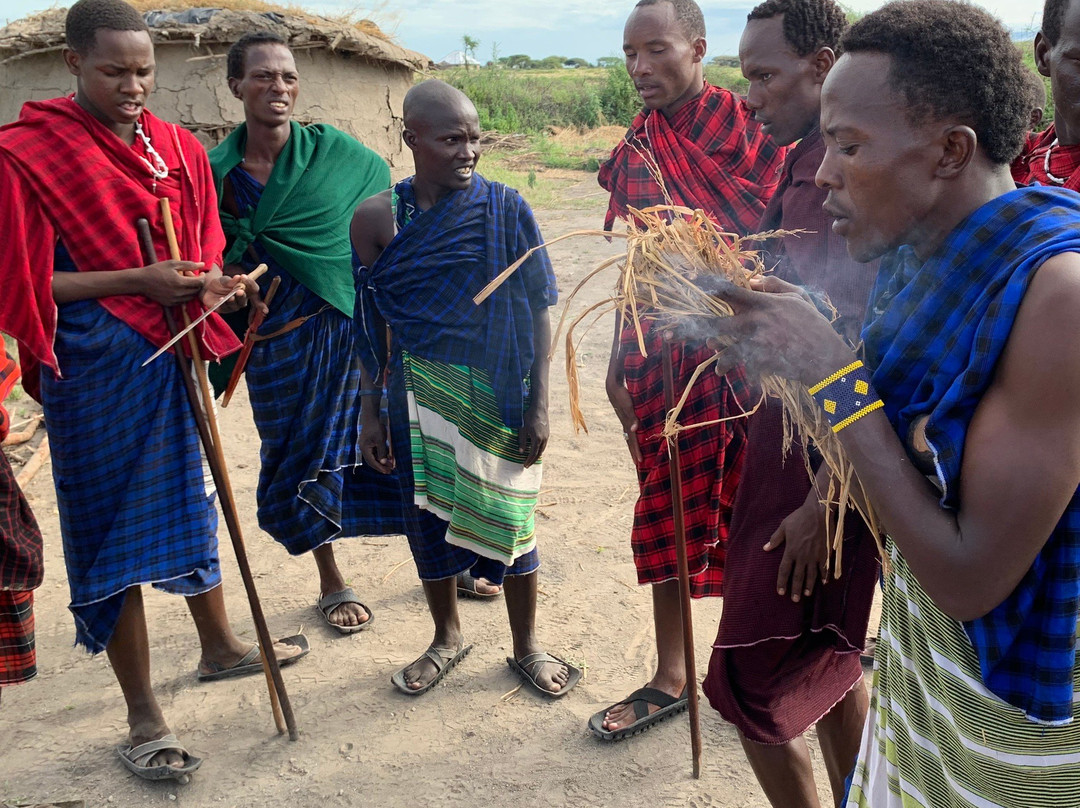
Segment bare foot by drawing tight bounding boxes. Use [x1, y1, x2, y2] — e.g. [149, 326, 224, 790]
[602, 674, 685, 731]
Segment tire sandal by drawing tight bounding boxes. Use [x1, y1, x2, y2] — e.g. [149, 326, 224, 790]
[317, 587, 375, 635]
[391, 640, 473, 696]
[117, 733, 202, 784]
[588, 685, 689, 741]
[456, 572, 502, 600]
[507, 652, 583, 699]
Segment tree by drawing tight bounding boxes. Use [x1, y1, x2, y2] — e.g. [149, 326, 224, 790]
[490, 40, 501, 67]
[505, 53, 533, 69]
[462, 34, 480, 70]
[537, 55, 566, 70]
[596, 56, 621, 69]
[564, 57, 590, 68]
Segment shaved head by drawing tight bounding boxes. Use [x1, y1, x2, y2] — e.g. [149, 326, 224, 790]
[403, 80, 477, 131]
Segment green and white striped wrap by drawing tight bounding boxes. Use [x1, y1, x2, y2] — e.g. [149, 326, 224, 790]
[402, 351, 540, 566]
[847, 541, 1080, 808]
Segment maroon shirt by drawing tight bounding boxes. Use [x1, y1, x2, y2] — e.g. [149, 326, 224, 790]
[759, 129, 877, 343]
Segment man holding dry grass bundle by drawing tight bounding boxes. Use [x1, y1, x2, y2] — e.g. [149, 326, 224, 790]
[696, 2, 1080, 803]
[700, 1, 880, 805]
[593, 0, 786, 741]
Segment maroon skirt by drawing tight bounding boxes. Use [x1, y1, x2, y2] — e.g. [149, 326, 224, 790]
[702, 400, 879, 743]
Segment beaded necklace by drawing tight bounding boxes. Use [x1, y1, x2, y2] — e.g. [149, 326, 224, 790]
[1044, 138, 1068, 186]
[133, 118, 169, 191]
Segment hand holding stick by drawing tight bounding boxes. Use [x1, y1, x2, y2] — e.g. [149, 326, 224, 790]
[141, 205, 298, 740]
[221, 274, 282, 408]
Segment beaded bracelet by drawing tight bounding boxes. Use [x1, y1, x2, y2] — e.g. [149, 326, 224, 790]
[808, 360, 883, 433]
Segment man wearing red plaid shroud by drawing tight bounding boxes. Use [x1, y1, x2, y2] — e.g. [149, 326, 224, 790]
[0, 351, 44, 706]
[591, 0, 786, 741]
[1013, 0, 1079, 189]
[0, 0, 305, 782]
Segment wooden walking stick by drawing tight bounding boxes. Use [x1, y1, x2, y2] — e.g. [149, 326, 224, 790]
[661, 337, 703, 779]
[144, 204, 298, 740]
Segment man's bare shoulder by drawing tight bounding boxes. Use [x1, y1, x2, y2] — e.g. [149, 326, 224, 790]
[350, 189, 395, 267]
[999, 251, 1080, 402]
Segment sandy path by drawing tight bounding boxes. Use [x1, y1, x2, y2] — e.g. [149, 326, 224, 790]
[0, 181, 866, 807]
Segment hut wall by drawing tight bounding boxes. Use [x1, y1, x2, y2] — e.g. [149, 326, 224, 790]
[0, 43, 413, 168]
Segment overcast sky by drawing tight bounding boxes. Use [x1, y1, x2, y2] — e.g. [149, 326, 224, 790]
[2, 0, 1043, 63]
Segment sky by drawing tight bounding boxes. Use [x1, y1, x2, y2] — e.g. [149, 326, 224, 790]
[2, 0, 1043, 63]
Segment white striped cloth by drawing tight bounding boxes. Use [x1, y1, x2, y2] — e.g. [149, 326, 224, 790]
[847, 541, 1080, 808]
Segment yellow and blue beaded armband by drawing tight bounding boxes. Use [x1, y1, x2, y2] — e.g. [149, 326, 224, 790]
[808, 360, 883, 433]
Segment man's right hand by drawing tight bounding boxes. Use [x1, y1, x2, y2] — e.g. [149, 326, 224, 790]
[607, 377, 642, 465]
[138, 260, 206, 306]
[360, 413, 395, 474]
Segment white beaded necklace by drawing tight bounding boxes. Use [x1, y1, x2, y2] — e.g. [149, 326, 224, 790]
[133, 118, 169, 188]
[1044, 138, 1068, 186]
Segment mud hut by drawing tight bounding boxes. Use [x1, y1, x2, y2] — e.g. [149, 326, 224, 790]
[0, 6, 430, 168]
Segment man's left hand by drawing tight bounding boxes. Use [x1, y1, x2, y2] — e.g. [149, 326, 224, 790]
[519, 405, 549, 468]
[201, 270, 257, 313]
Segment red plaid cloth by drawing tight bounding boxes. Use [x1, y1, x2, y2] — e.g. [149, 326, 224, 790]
[600, 85, 784, 596]
[598, 83, 786, 233]
[627, 327, 750, 596]
[1, 357, 43, 594]
[0, 97, 239, 386]
[0, 591, 36, 686]
[0, 351, 17, 443]
[1013, 125, 1080, 190]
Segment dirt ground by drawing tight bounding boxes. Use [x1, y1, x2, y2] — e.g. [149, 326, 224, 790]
[0, 178, 872, 808]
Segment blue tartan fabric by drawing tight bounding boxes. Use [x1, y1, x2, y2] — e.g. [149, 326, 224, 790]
[356, 175, 557, 429]
[231, 168, 406, 553]
[42, 246, 221, 654]
[862, 186, 1080, 724]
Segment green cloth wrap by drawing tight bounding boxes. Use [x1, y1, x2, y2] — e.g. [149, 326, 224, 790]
[208, 121, 390, 316]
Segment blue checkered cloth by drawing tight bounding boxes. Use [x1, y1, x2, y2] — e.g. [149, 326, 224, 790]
[42, 245, 221, 654]
[231, 168, 407, 553]
[356, 174, 557, 429]
[862, 186, 1080, 724]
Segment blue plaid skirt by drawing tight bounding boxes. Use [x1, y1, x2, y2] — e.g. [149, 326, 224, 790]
[42, 280, 220, 653]
[243, 257, 407, 554]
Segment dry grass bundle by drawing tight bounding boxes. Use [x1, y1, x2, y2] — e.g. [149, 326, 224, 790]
[474, 204, 884, 577]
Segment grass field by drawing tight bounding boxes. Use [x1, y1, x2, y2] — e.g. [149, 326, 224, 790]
[443, 43, 1049, 133]
[441, 63, 748, 133]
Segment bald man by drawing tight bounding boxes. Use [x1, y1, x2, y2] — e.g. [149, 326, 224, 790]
[350, 80, 582, 699]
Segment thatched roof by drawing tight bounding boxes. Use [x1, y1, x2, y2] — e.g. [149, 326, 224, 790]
[0, 6, 430, 70]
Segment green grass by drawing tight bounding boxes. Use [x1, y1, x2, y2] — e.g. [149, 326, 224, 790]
[441, 63, 751, 134]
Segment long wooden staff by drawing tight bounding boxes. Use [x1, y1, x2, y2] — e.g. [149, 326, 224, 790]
[662, 338, 702, 779]
[149, 202, 298, 740]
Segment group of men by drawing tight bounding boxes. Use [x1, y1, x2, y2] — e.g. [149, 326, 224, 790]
[1, 0, 1078, 805]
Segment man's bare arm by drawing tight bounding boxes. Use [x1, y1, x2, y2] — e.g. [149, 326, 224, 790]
[708, 253, 1080, 620]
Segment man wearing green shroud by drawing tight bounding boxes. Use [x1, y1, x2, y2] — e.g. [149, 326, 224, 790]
[210, 32, 404, 634]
